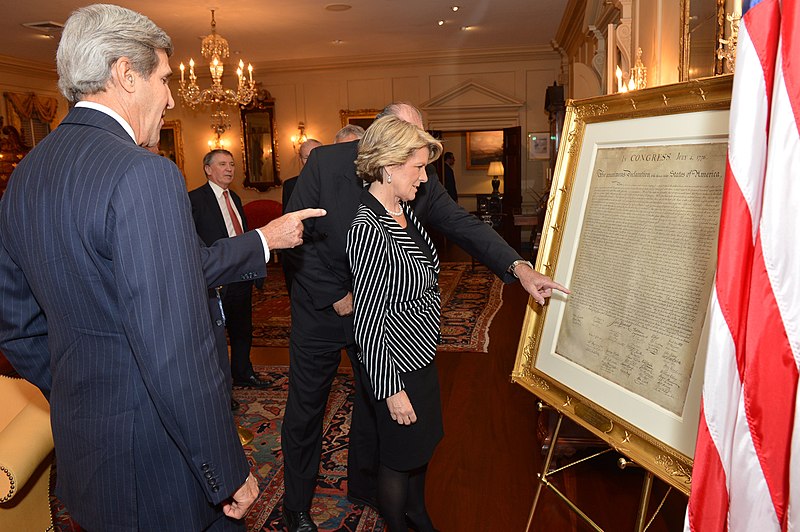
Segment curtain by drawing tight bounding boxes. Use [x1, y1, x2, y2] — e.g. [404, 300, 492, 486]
[4, 92, 58, 124]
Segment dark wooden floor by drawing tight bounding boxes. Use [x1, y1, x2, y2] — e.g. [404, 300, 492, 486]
[251, 242, 689, 531]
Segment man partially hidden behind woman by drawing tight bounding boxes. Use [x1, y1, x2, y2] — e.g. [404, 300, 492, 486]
[346, 116, 447, 531]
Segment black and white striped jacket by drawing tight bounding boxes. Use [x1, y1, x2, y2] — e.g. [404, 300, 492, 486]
[346, 191, 440, 400]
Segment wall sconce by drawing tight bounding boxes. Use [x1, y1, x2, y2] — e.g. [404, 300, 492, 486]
[487, 161, 504, 196]
[290, 122, 308, 151]
[208, 135, 227, 150]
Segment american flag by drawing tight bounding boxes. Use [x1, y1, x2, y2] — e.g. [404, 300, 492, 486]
[686, 0, 800, 530]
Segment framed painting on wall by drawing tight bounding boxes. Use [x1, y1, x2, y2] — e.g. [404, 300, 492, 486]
[340, 109, 381, 130]
[466, 130, 503, 169]
[528, 131, 551, 160]
[511, 75, 733, 496]
[158, 120, 185, 178]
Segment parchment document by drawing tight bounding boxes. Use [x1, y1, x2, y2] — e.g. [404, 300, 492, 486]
[556, 143, 726, 416]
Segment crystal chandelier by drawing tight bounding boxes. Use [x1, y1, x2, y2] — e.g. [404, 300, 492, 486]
[178, 10, 256, 144]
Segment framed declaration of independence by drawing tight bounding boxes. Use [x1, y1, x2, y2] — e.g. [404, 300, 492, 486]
[511, 75, 733, 496]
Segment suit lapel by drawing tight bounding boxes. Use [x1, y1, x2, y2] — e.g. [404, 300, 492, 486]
[201, 183, 229, 238]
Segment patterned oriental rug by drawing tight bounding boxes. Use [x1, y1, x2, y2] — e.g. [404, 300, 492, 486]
[236, 365, 384, 531]
[252, 262, 504, 353]
[51, 365, 382, 531]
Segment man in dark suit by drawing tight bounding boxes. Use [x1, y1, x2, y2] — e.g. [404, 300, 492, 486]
[282, 139, 322, 293]
[282, 139, 322, 212]
[443, 151, 458, 202]
[190, 149, 268, 389]
[0, 5, 322, 530]
[281, 102, 568, 531]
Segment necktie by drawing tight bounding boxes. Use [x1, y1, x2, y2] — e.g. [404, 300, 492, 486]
[223, 190, 244, 236]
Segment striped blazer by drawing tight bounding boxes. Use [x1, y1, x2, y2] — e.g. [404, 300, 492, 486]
[346, 190, 440, 400]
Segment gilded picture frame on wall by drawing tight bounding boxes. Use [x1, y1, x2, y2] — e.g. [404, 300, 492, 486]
[511, 75, 733, 496]
[339, 109, 381, 130]
[158, 120, 185, 178]
[465, 130, 503, 169]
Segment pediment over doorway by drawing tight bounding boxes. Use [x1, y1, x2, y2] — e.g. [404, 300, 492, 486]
[420, 80, 525, 131]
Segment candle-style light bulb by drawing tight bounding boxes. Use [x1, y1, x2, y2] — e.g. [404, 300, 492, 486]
[248, 63, 253, 82]
[179, 63, 185, 83]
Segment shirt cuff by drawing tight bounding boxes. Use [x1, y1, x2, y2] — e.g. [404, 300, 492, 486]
[255, 229, 271, 263]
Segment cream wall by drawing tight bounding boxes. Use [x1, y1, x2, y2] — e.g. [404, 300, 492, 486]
[167, 48, 562, 209]
[1, 48, 560, 215]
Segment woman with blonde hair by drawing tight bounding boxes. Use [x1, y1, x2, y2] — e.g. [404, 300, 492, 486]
[346, 115, 443, 531]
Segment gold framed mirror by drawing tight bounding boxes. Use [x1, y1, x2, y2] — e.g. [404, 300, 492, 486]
[680, 0, 741, 80]
[240, 85, 280, 191]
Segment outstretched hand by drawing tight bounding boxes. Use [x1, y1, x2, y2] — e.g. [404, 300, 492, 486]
[258, 208, 326, 250]
[516, 263, 570, 306]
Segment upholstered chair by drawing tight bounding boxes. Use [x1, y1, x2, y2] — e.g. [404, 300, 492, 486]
[0, 375, 54, 531]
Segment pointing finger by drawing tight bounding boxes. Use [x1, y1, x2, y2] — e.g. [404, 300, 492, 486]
[294, 208, 327, 220]
[544, 280, 570, 294]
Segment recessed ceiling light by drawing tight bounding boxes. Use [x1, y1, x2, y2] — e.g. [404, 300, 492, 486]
[460, 25, 473, 31]
[452, 6, 460, 11]
[332, 39, 344, 45]
[438, 20, 444, 26]
[325, 3, 352, 11]
[21, 20, 64, 36]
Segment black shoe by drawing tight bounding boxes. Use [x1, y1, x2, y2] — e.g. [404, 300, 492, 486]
[282, 506, 318, 532]
[230, 398, 240, 411]
[347, 492, 378, 511]
[232, 374, 269, 389]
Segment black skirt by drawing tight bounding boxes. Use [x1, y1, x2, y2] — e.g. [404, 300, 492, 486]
[372, 361, 444, 471]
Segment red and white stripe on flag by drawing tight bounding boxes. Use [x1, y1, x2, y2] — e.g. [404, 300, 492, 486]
[686, 0, 800, 530]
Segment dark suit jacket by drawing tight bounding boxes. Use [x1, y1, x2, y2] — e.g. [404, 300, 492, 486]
[0, 107, 253, 530]
[284, 140, 521, 345]
[280, 176, 300, 291]
[282, 176, 298, 213]
[444, 163, 458, 201]
[189, 182, 262, 293]
[189, 182, 249, 246]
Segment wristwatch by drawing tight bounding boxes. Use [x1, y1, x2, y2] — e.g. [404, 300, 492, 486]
[508, 259, 534, 279]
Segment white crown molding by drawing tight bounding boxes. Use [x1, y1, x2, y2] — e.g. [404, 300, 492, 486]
[421, 79, 524, 131]
[421, 79, 525, 110]
[0, 54, 57, 80]
[249, 45, 558, 74]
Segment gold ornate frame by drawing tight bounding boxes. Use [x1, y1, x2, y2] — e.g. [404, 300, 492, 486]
[241, 86, 281, 192]
[159, 120, 185, 178]
[339, 109, 380, 130]
[511, 75, 733, 496]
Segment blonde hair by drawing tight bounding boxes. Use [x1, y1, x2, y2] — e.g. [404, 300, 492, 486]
[355, 116, 442, 183]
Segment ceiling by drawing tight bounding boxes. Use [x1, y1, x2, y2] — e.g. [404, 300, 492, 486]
[2, 0, 568, 71]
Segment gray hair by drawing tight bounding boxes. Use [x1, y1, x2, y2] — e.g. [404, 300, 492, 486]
[57, 4, 173, 102]
[299, 139, 322, 161]
[203, 149, 234, 168]
[334, 124, 365, 143]
[375, 102, 423, 126]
